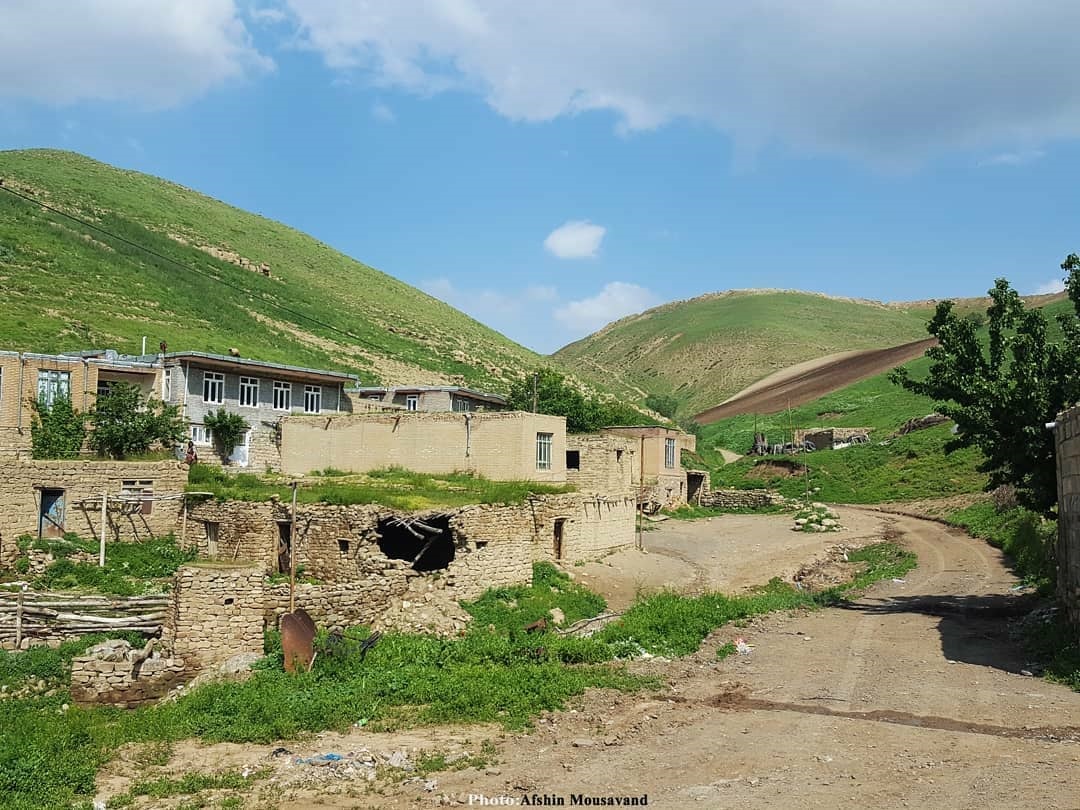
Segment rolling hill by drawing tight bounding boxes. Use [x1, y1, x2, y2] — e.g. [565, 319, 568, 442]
[553, 290, 935, 416]
[0, 149, 544, 390]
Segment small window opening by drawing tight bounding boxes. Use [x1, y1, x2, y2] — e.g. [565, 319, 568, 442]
[338, 538, 350, 554]
[566, 450, 581, 470]
[616, 448, 624, 462]
[376, 515, 455, 572]
[223, 597, 235, 606]
[475, 540, 489, 549]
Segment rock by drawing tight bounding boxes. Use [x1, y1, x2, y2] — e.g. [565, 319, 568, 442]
[572, 739, 596, 748]
[83, 639, 132, 662]
[549, 607, 566, 625]
[218, 652, 263, 675]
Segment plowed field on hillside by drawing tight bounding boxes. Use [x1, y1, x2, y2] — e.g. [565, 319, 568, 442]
[694, 337, 937, 423]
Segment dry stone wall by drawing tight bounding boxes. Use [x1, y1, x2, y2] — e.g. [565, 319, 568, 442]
[70, 642, 187, 708]
[698, 488, 786, 509]
[1055, 406, 1080, 636]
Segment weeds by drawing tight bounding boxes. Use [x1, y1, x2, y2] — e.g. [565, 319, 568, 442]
[946, 504, 1057, 593]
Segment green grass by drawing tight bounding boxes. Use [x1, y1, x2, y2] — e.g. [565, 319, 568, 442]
[188, 464, 575, 509]
[0, 549, 915, 809]
[0, 149, 555, 392]
[108, 769, 271, 808]
[554, 290, 933, 416]
[17, 535, 196, 596]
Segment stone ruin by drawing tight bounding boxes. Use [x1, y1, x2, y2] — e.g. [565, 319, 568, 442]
[70, 638, 186, 708]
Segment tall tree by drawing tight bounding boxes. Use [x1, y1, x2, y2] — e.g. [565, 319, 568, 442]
[891, 255, 1080, 513]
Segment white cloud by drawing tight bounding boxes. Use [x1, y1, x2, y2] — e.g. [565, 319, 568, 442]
[554, 281, 658, 336]
[371, 100, 396, 123]
[1033, 278, 1066, 295]
[282, 1, 1080, 166]
[422, 276, 558, 318]
[0, 0, 271, 107]
[544, 221, 606, 259]
[981, 149, 1047, 167]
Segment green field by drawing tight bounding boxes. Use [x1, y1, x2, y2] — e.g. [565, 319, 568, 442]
[0, 149, 546, 391]
[553, 290, 934, 415]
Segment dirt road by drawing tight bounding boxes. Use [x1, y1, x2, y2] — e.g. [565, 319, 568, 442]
[103, 512, 1080, 808]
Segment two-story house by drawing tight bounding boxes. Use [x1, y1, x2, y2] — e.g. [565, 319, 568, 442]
[164, 352, 359, 469]
[0, 349, 162, 457]
[349, 385, 507, 412]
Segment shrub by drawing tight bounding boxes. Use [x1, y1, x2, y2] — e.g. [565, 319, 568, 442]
[203, 409, 249, 463]
[88, 382, 185, 459]
[30, 396, 86, 459]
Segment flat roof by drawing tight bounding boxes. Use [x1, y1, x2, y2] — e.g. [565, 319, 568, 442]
[350, 385, 507, 404]
[166, 351, 359, 384]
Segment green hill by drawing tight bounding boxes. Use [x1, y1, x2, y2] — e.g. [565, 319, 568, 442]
[552, 290, 934, 416]
[0, 149, 543, 389]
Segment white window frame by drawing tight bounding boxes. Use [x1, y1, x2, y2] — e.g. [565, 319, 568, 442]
[37, 369, 71, 408]
[202, 371, 224, 404]
[239, 376, 259, 408]
[191, 424, 213, 445]
[452, 396, 472, 412]
[163, 367, 172, 402]
[304, 385, 322, 414]
[536, 432, 553, 471]
[273, 381, 291, 411]
[405, 394, 419, 411]
[665, 437, 677, 469]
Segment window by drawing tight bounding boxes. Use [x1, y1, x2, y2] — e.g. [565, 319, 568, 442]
[37, 370, 71, 408]
[121, 479, 153, 515]
[202, 371, 224, 404]
[273, 381, 291, 411]
[96, 380, 113, 399]
[452, 396, 471, 412]
[405, 394, 419, 411]
[163, 368, 172, 401]
[536, 432, 553, 470]
[665, 437, 677, 469]
[239, 376, 259, 407]
[304, 385, 322, 414]
[566, 450, 581, 470]
[191, 424, 213, 445]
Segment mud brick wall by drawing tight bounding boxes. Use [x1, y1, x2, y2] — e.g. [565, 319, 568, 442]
[0, 460, 186, 566]
[70, 655, 187, 708]
[164, 563, 265, 668]
[1055, 406, 1080, 636]
[566, 434, 636, 495]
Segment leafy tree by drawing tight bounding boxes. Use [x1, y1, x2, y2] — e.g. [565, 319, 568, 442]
[88, 382, 186, 459]
[645, 394, 679, 419]
[203, 408, 250, 463]
[507, 369, 658, 433]
[30, 396, 86, 459]
[891, 255, 1080, 514]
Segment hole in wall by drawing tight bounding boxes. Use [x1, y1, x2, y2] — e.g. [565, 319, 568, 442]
[338, 538, 350, 554]
[566, 450, 581, 470]
[376, 515, 455, 572]
[223, 597, 235, 606]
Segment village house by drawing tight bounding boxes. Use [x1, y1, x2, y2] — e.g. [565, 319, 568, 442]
[600, 425, 701, 507]
[162, 351, 359, 470]
[0, 349, 163, 457]
[349, 385, 507, 412]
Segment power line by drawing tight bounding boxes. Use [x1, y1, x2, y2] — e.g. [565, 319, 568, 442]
[0, 179, 386, 353]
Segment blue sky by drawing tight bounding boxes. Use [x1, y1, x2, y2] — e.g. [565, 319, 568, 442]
[1, 1, 1079, 353]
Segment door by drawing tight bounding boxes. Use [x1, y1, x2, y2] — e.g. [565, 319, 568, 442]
[229, 429, 252, 468]
[553, 518, 566, 560]
[39, 489, 66, 538]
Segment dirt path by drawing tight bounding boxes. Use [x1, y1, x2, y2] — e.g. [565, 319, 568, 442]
[101, 513, 1080, 808]
[694, 337, 937, 423]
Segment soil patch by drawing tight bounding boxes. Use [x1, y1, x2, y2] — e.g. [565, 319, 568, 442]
[747, 459, 806, 479]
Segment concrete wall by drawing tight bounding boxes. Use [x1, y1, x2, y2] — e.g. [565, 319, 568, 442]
[0, 460, 187, 565]
[1055, 406, 1080, 635]
[279, 410, 568, 482]
[566, 434, 636, 495]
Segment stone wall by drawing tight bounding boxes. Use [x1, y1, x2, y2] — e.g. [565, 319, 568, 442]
[793, 427, 872, 449]
[566, 433, 636, 495]
[698, 488, 786, 509]
[70, 641, 187, 708]
[1055, 406, 1080, 635]
[0, 460, 187, 566]
[163, 563, 265, 669]
[279, 410, 568, 482]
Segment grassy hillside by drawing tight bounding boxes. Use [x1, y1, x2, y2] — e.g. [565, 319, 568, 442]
[553, 290, 933, 416]
[0, 149, 543, 389]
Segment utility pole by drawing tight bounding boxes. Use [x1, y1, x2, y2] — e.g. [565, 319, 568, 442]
[532, 372, 538, 413]
[289, 481, 298, 613]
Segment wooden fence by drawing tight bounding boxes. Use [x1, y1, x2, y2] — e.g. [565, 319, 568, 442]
[0, 589, 168, 647]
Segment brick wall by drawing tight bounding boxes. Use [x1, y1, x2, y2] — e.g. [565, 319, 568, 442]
[1055, 406, 1080, 635]
[0, 460, 187, 565]
[566, 434, 636, 495]
[279, 411, 568, 482]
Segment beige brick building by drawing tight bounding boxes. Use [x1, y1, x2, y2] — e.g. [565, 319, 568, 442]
[350, 385, 507, 413]
[279, 410, 568, 482]
[601, 425, 698, 506]
[0, 350, 162, 457]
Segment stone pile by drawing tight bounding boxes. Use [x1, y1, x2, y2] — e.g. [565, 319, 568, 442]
[69, 639, 187, 708]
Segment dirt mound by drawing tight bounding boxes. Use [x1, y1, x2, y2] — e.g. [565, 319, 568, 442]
[694, 338, 937, 424]
[747, 459, 806, 479]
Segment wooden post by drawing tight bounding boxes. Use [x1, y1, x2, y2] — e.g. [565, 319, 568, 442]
[98, 491, 107, 568]
[289, 481, 298, 613]
[14, 589, 23, 649]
